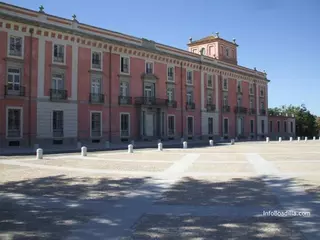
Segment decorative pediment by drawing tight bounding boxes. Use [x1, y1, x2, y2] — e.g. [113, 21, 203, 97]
[141, 73, 159, 81]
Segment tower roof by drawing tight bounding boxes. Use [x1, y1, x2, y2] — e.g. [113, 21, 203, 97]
[188, 35, 238, 47]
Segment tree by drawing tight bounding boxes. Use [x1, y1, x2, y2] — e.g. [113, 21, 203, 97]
[268, 104, 318, 137]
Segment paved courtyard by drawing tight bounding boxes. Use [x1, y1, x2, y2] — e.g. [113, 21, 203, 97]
[0, 140, 319, 239]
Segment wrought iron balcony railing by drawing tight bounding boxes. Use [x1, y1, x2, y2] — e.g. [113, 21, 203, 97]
[89, 93, 104, 104]
[260, 109, 266, 115]
[4, 85, 26, 96]
[134, 97, 166, 106]
[166, 100, 177, 108]
[186, 102, 195, 110]
[234, 106, 248, 114]
[206, 103, 216, 112]
[118, 96, 132, 105]
[249, 108, 256, 115]
[222, 105, 230, 112]
[50, 89, 68, 101]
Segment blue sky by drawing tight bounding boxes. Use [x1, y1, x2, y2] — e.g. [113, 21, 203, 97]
[5, 0, 320, 115]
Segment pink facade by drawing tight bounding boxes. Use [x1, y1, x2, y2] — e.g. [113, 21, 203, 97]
[0, 2, 285, 148]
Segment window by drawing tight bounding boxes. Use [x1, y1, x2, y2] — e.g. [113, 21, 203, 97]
[269, 121, 273, 133]
[250, 120, 254, 133]
[186, 91, 193, 103]
[9, 36, 23, 57]
[52, 110, 63, 137]
[7, 68, 21, 91]
[91, 76, 101, 94]
[261, 101, 265, 110]
[7, 108, 22, 138]
[277, 121, 280, 132]
[168, 115, 175, 135]
[284, 121, 287, 133]
[53, 44, 64, 63]
[192, 49, 197, 53]
[223, 95, 228, 106]
[120, 82, 129, 96]
[120, 113, 130, 137]
[207, 93, 212, 104]
[187, 116, 193, 135]
[223, 118, 229, 134]
[249, 99, 254, 109]
[207, 74, 213, 88]
[120, 56, 129, 73]
[290, 122, 293, 133]
[92, 51, 102, 69]
[208, 117, 213, 135]
[146, 62, 153, 74]
[226, 48, 229, 57]
[91, 112, 102, 137]
[237, 80, 242, 92]
[223, 79, 228, 90]
[237, 97, 242, 107]
[167, 88, 174, 101]
[208, 46, 213, 55]
[260, 86, 264, 97]
[167, 66, 174, 81]
[187, 70, 193, 85]
[52, 73, 64, 90]
[144, 84, 155, 98]
[261, 120, 265, 134]
[249, 83, 254, 95]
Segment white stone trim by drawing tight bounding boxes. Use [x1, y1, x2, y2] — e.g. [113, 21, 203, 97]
[120, 112, 130, 137]
[167, 65, 175, 82]
[90, 111, 103, 138]
[119, 54, 130, 75]
[51, 41, 67, 65]
[186, 68, 193, 86]
[7, 31, 25, 60]
[6, 106, 23, 139]
[90, 49, 103, 71]
[145, 60, 154, 74]
[37, 35, 45, 97]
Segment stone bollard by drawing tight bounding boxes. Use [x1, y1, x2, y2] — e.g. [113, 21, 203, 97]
[158, 142, 163, 151]
[289, 137, 293, 142]
[105, 141, 110, 149]
[77, 142, 81, 149]
[209, 140, 214, 146]
[297, 137, 301, 141]
[36, 148, 43, 159]
[279, 137, 282, 142]
[183, 141, 188, 149]
[313, 136, 316, 141]
[305, 137, 308, 142]
[266, 137, 269, 143]
[81, 146, 87, 156]
[231, 139, 235, 145]
[128, 144, 133, 153]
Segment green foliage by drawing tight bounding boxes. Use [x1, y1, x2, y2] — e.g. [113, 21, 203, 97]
[268, 104, 319, 137]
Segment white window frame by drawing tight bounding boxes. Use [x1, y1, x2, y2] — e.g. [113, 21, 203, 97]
[91, 76, 102, 94]
[52, 110, 64, 138]
[167, 66, 175, 82]
[6, 106, 23, 139]
[120, 81, 129, 97]
[120, 112, 130, 137]
[223, 78, 228, 90]
[225, 48, 229, 57]
[167, 87, 174, 101]
[192, 49, 197, 53]
[260, 86, 265, 97]
[8, 35, 24, 59]
[249, 83, 254, 95]
[186, 115, 194, 136]
[186, 91, 193, 104]
[91, 50, 103, 70]
[237, 80, 242, 92]
[249, 99, 253, 109]
[223, 95, 228, 106]
[90, 111, 102, 138]
[120, 55, 130, 74]
[167, 114, 175, 136]
[52, 42, 66, 64]
[207, 93, 212, 104]
[186, 70, 193, 85]
[207, 74, 213, 88]
[7, 67, 21, 92]
[145, 61, 154, 74]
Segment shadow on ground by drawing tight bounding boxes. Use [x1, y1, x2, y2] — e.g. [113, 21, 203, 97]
[0, 175, 318, 239]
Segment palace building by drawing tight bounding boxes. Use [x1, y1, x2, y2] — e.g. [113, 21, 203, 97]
[0, 2, 295, 147]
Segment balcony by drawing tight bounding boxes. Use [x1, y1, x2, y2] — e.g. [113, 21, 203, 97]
[249, 108, 256, 115]
[135, 97, 166, 106]
[237, 86, 243, 95]
[206, 103, 216, 112]
[166, 100, 177, 108]
[4, 85, 26, 97]
[222, 105, 230, 113]
[118, 96, 132, 105]
[186, 102, 195, 110]
[89, 93, 104, 104]
[234, 106, 248, 114]
[260, 109, 266, 115]
[50, 89, 68, 101]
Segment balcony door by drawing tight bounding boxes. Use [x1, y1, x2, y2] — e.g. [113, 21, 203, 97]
[237, 117, 244, 135]
[52, 74, 63, 90]
[91, 77, 101, 102]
